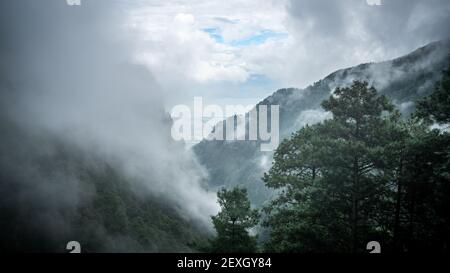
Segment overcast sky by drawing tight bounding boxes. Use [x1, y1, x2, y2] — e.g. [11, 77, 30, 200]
[117, 0, 450, 108]
[0, 0, 449, 248]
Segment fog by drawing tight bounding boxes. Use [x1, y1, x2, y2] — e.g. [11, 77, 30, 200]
[285, 0, 450, 87]
[0, 0, 218, 251]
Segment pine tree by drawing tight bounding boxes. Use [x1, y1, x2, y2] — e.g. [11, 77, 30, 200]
[415, 64, 450, 125]
[209, 187, 259, 252]
[264, 81, 400, 252]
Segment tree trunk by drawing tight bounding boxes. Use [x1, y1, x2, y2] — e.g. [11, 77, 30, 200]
[393, 155, 403, 252]
[352, 121, 360, 253]
[231, 220, 236, 252]
[352, 156, 359, 253]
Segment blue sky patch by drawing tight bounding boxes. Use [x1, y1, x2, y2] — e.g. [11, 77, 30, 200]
[202, 28, 288, 46]
[230, 30, 288, 46]
[202, 27, 224, 43]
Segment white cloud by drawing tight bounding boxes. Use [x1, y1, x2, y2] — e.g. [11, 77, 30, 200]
[124, 0, 450, 103]
[131, 11, 249, 86]
[125, 0, 289, 103]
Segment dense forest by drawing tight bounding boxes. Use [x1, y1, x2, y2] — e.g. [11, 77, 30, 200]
[0, 118, 210, 252]
[1, 0, 449, 255]
[0, 0, 214, 253]
[204, 66, 450, 253]
[194, 40, 450, 208]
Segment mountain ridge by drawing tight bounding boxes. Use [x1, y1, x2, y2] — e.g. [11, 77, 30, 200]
[194, 39, 450, 206]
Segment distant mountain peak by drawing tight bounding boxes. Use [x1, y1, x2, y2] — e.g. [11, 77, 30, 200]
[194, 40, 450, 206]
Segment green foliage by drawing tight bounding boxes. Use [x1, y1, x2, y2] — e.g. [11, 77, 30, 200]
[72, 164, 207, 252]
[207, 187, 259, 253]
[415, 64, 450, 124]
[263, 80, 450, 253]
[0, 118, 209, 252]
[397, 126, 450, 251]
[194, 42, 450, 211]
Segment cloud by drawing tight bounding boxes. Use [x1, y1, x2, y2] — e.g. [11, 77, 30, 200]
[288, 109, 332, 134]
[127, 0, 450, 103]
[133, 12, 249, 86]
[3, 0, 448, 252]
[0, 0, 218, 250]
[126, 0, 289, 104]
[283, 0, 450, 87]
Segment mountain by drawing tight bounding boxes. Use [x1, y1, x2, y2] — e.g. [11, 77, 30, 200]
[193, 40, 450, 206]
[0, 114, 210, 252]
[0, 1, 217, 252]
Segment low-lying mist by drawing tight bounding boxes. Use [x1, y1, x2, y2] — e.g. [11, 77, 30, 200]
[0, 0, 218, 252]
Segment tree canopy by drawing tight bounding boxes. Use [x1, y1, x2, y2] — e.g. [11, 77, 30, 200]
[262, 81, 450, 253]
[208, 187, 259, 253]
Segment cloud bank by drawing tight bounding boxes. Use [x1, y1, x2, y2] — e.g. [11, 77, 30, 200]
[127, 0, 450, 100]
[0, 0, 218, 251]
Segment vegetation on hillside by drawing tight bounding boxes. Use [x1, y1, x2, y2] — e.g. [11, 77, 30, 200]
[207, 66, 450, 253]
